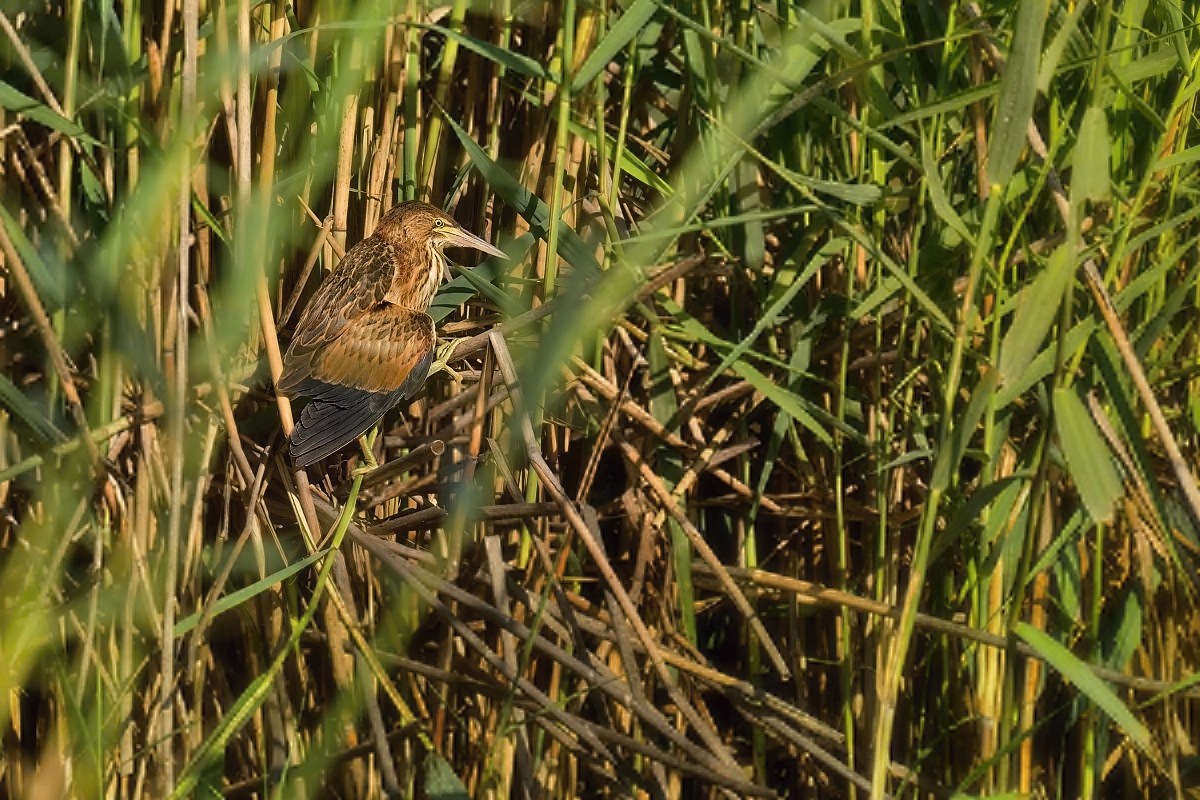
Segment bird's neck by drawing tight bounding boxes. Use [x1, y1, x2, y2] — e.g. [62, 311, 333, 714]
[388, 239, 443, 311]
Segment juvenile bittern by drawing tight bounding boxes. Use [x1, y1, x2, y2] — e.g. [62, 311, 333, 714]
[279, 201, 505, 466]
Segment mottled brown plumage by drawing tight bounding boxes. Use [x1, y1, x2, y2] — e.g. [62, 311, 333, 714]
[280, 201, 504, 466]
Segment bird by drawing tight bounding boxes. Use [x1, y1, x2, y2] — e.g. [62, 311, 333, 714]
[278, 200, 505, 466]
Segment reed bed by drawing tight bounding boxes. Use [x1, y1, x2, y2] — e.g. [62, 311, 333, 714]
[2, 1, 1199, 797]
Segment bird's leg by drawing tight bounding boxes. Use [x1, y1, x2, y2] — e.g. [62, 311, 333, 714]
[426, 338, 465, 383]
[352, 427, 380, 475]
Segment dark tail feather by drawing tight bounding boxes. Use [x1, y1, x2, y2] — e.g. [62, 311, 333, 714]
[289, 383, 404, 466]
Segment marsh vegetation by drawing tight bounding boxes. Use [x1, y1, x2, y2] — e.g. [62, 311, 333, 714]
[2, 1, 1199, 797]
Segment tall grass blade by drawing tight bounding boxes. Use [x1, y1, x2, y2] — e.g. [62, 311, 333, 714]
[988, 0, 1049, 185]
[1073, 106, 1111, 202]
[1014, 622, 1150, 750]
[445, 113, 602, 277]
[998, 244, 1075, 389]
[0, 80, 98, 144]
[571, 0, 657, 91]
[1053, 387, 1124, 525]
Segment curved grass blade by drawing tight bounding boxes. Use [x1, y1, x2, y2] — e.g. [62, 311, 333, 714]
[172, 548, 330, 638]
[1053, 387, 1123, 525]
[431, 233, 536, 322]
[421, 22, 556, 82]
[0, 374, 66, 445]
[1013, 622, 1150, 750]
[572, 0, 658, 91]
[445, 113, 601, 278]
[988, 0, 1049, 185]
[998, 243, 1075, 390]
[0, 80, 100, 146]
[0, 204, 63, 308]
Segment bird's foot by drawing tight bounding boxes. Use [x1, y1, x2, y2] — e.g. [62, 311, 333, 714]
[428, 338, 464, 383]
[356, 427, 380, 471]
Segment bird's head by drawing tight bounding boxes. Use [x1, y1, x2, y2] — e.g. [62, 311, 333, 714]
[377, 201, 506, 259]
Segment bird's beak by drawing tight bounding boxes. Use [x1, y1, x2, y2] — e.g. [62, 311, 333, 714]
[441, 225, 507, 259]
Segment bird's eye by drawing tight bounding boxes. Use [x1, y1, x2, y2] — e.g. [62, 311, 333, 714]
[434, 219, 445, 228]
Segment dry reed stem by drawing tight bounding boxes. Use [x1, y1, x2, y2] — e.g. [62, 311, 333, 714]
[351, 524, 777, 796]
[616, 437, 791, 679]
[489, 329, 751, 776]
[0, 222, 99, 464]
[574, 359, 783, 511]
[698, 564, 1200, 699]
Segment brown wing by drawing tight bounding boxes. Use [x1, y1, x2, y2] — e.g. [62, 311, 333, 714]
[286, 307, 435, 466]
[278, 235, 397, 394]
[310, 306, 435, 395]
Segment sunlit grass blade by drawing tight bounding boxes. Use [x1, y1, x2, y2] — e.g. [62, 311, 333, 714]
[1014, 622, 1151, 750]
[987, 0, 1049, 185]
[172, 548, 330, 637]
[571, 0, 657, 91]
[1073, 105, 1111, 202]
[445, 112, 602, 277]
[1053, 387, 1124, 525]
[998, 244, 1075, 389]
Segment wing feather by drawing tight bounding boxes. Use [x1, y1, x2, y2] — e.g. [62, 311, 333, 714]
[289, 386, 399, 466]
[284, 305, 435, 465]
[278, 236, 398, 394]
[309, 309, 434, 393]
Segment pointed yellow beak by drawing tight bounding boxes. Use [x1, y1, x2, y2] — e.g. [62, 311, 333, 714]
[439, 225, 506, 259]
